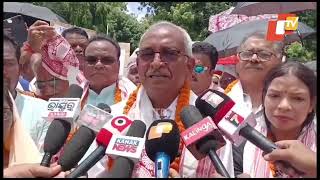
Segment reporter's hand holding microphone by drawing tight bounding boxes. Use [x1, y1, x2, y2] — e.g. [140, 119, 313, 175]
[263, 140, 316, 178]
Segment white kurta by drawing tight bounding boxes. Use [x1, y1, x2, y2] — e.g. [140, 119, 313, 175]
[81, 85, 235, 178]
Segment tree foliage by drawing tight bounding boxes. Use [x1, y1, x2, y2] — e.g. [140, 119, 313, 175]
[30, 2, 316, 61]
[140, 2, 316, 62]
[31, 2, 146, 52]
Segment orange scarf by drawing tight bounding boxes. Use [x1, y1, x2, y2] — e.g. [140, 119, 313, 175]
[107, 81, 191, 173]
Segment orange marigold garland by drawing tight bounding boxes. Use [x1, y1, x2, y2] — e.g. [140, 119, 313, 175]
[114, 82, 122, 103]
[106, 84, 141, 171]
[119, 81, 190, 173]
[170, 81, 191, 172]
[267, 130, 278, 177]
[224, 79, 239, 94]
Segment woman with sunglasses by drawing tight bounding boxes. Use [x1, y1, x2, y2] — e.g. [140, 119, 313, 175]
[191, 42, 223, 96]
[236, 61, 316, 178]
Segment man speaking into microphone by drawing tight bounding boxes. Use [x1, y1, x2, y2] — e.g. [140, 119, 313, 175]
[81, 21, 235, 178]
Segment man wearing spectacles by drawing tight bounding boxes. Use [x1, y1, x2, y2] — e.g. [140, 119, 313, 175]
[27, 53, 69, 101]
[83, 21, 235, 178]
[229, 31, 285, 177]
[191, 42, 223, 96]
[82, 36, 136, 107]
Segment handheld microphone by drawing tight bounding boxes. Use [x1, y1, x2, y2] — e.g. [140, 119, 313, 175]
[107, 120, 146, 178]
[58, 103, 111, 171]
[66, 115, 134, 178]
[195, 89, 256, 146]
[196, 89, 304, 175]
[40, 84, 83, 167]
[145, 120, 180, 178]
[180, 105, 230, 178]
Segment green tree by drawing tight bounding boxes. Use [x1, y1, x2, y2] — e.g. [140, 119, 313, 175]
[140, 2, 233, 41]
[31, 2, 146, 52]
[141, 2, 316, 61]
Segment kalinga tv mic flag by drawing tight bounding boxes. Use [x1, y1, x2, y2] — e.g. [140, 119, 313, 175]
[180, 105, 230, 178]
[145, 120, 180, 178]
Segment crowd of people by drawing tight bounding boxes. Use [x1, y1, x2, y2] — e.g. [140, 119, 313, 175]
[3, 18, 317, 178]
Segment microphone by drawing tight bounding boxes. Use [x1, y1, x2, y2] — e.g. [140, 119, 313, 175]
[66, 115, 134, 178]
[58, 103, 112, 171]
[195, 89, 256, 147]
[145, 120, 180, 178]
[180, 105, 230, 177]
[40, 84, 83, 167]
[106, 120, 146, 178]
[196, 89, 304, 175]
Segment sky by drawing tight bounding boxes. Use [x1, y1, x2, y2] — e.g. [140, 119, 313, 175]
[126, 2, 148, 21]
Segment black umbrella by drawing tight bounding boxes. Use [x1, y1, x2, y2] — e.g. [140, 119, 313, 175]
[231, 2, 317, 16]
[304, 61, 316, 73]
[4, 2, 67, 26]
[204, 19, 315, 58]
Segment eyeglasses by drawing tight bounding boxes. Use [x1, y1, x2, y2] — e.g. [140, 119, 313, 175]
[34, 77, 62, 90]
[238, 50, 275, 61]
[84, 56, 117, 65]
[194, 65, 209, 74]
[136, 48, 188, 63]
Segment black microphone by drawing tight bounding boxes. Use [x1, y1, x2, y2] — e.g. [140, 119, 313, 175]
[40, 84, 83, 167]
[66, 115, 134, 178]
[58, 103, 111, 171]
[145, 119, 180, 178]
[107, 120, 146, 178]
[196, 89, 304, 176]
[180, 105, 230, 178]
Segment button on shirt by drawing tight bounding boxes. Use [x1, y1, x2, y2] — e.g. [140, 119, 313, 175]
[243, 93, 264, 127]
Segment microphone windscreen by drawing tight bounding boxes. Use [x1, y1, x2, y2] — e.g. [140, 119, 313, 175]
[195, 89, 234, 124]
[43, 119, 71, 154]
[96, 128, 113, 147]
[145, 119, 180, 163]
[58, 126, 96, 171]
[108, 157, 134, 178]
[126, 120, 146, 138]
[97, 103, 111, 113]
[180, 105, 203, 128]
[67, 84, 83, 98]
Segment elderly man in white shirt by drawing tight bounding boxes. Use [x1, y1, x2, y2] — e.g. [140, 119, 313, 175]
[81, 21, 235, 178]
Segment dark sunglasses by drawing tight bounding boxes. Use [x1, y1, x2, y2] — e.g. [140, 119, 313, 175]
[34, 78, 61, 90]
[194, 65, 209, 74]
[85, 56, 117, 65]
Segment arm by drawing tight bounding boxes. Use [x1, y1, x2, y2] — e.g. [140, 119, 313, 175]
[263, 140, 316, 178]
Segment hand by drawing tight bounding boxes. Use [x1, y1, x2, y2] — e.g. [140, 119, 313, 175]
[236, 173, 251, 178]
[27, 20, 56, 53]
[169, 168, 181, 178]
[263, 140, 316, 178]
[3, 163, 62, 178]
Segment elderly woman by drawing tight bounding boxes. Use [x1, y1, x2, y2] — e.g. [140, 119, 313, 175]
[126, 48, 140, 86]
[235, 61, 316, 178]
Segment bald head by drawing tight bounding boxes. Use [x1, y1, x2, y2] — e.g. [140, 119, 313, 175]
[139, 21, 192, 57]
